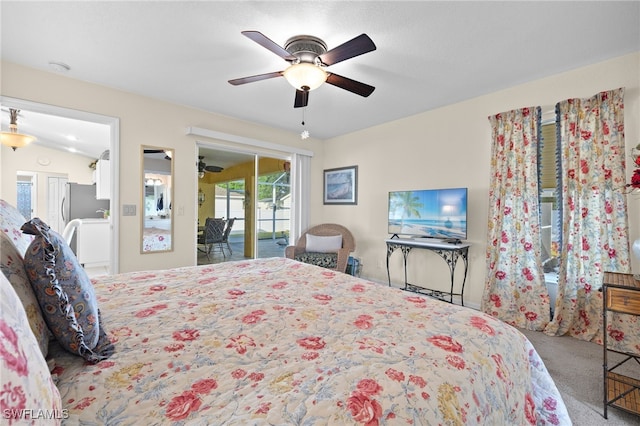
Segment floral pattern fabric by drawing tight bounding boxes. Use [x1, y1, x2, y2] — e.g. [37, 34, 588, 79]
[0, 199, 34, 256]
[142, 227, 171, 252]
[544, 89, 635, 354]
[0, 232, 51, 357]
[0, 273, 63, 425]
[482, 107, 551, 330]
[50, 258, 570, 425]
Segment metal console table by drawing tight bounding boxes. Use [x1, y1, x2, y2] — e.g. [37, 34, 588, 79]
[385, 238, 471, 306]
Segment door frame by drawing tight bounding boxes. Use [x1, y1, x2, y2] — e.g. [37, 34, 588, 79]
[1, 96, 121, 273]
[195, 139, 307, 263]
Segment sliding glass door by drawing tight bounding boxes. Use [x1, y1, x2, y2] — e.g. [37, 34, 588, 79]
[196, 144, 291, 264]
[256, 160, 291, 259]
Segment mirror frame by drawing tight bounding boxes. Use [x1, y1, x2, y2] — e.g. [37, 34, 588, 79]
[141, 145, 174, 253]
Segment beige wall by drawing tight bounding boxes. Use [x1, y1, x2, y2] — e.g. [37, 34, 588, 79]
[322, 52, 640, 308]
[1, 61, 324, 273]
[1, 143, 95, 228]
[2, 53, 638, 309]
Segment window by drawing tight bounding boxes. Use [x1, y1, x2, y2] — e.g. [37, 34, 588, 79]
[539, 123, 561, 274]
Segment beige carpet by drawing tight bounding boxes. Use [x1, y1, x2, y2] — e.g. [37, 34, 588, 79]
[519, 328, 639, 425]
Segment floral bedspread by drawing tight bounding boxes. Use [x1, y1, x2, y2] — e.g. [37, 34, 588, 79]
[142, 227, 171, 251]
[50, 258, 570, 425]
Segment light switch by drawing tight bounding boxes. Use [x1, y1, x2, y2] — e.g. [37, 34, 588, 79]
[123, 204, 136, 216]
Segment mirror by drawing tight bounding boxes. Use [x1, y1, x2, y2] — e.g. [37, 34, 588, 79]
[141, 146, 174, 253]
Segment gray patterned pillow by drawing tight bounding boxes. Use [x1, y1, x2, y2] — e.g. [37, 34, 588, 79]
[22, 218, 114, 363]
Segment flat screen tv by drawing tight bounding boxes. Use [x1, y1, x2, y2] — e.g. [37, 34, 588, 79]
[388, 187, 468, 241]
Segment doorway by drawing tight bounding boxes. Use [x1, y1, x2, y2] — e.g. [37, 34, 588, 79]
[196, 145, 291, 264]
[16, 172, 36, 220]
[0, 96, 120, 273]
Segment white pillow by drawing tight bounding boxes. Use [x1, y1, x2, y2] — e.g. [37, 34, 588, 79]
[306, 234, 343, 253]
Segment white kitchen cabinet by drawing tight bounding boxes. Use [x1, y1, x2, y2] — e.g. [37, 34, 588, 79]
[96, 159, 111, 200]
[77, 218, 110, 268]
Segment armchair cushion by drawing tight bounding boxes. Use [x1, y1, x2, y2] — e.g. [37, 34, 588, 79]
[294, 252, 338, 269]
[305, 234, 342, 253]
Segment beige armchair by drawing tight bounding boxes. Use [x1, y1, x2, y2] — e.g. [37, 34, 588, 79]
[285, 223, 355, 273]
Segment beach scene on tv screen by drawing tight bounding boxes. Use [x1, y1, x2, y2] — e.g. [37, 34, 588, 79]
[388, 188, 467, 239]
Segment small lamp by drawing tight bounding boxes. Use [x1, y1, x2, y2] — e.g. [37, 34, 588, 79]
[198, 189, 206, 207]
[1, 109, 36, 150]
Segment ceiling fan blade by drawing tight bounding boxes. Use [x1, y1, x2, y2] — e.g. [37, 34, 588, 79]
[325, 73, 375, 97]
[318, 34, 376, 66]
[294, 89, 309, 108]
[205, 165, 224, 173]
[144, 149, 172, 160]
[228, 71, 284, 86]
[241, 31, 297, 61]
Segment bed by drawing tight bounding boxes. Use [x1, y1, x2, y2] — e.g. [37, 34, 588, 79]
[0, 200, 571, 425]
[142, 226, 172, 252]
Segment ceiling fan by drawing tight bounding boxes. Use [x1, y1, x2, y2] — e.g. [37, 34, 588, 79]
[198, 155, 223, 176]
[143, 149, 172, 161]
[228, 31, 376, 108]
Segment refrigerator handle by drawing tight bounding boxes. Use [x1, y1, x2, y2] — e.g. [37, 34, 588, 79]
[61, 197, 66, 221]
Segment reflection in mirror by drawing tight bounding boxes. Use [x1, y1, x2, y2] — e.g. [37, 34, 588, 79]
[142, 146, 174, 253]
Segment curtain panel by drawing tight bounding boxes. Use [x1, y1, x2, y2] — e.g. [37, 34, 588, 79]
[482, 106, 551, 330]
[544, 89, 637, 354]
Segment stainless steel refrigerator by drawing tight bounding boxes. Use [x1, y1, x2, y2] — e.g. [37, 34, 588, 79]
[62, 183, 110, 250]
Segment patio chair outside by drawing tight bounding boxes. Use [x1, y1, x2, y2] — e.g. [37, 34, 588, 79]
[197, 217, 225, 260]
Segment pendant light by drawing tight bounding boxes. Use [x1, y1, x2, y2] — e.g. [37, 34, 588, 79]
[1, 109, 36, 150]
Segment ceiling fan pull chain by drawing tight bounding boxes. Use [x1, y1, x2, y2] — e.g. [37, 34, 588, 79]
[300, 107, 310, 140]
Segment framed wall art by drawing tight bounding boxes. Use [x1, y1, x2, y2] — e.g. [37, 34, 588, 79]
[323, 165, 358, 205]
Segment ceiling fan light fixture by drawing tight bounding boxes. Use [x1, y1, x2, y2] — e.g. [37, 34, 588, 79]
[283, 63, 327, 91]
[1, 109, 36, 151]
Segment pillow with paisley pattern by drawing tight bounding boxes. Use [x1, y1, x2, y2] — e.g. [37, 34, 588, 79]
[22, 218, 114, 363]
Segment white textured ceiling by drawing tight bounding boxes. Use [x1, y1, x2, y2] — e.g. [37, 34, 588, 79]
[1, 1, 639, 147]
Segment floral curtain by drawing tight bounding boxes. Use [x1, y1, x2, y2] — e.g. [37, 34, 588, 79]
[544, 89, 636, 353]
[482, 106, 551, 330]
